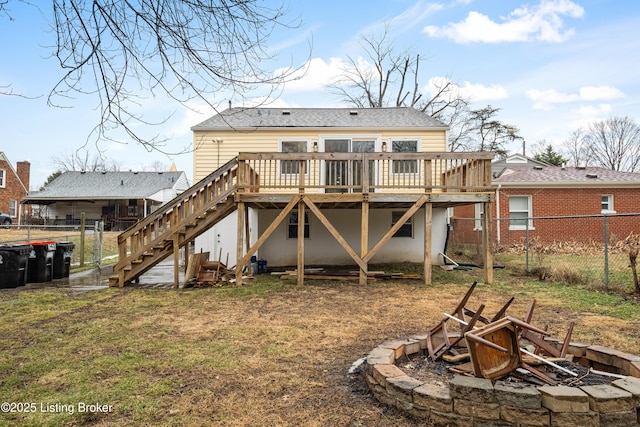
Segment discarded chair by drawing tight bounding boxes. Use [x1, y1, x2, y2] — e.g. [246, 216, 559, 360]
[426, 282, 514, 361]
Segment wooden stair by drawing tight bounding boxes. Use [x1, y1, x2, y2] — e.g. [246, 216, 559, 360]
[109, 158, 248, 287]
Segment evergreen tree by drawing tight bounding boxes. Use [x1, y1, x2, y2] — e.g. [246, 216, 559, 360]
[534, 144, 566, 166]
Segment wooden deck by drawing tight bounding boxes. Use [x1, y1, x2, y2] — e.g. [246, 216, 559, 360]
[111, 152, 495, 287]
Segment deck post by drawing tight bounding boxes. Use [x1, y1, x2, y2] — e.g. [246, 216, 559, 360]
[173, 234, 180, 288]
[360, 200, 369, 285]
[483, 200, 494, 284]
[236, 201, 245, 285]
[297, 200, 305, 285]
[424, 203, 432, 285]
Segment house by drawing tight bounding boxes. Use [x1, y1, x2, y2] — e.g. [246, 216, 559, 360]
[0, 151, 30, 223]
[491, 153, 551, 178]
[451, 164, 640, 246]
[23, 170, 190, 230]
[110, 106, 495, 287]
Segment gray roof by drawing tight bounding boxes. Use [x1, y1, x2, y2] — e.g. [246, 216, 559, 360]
[24, 171, 188, 202]
[494, 166, 640, 186]
[191, 107, 448, 130]
[492, 154, 551, 177]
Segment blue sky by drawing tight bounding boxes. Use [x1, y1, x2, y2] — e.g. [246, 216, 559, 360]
[1, 0, 639, 189]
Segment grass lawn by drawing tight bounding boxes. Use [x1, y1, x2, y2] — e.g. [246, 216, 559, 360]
[1, 266, 639, 426]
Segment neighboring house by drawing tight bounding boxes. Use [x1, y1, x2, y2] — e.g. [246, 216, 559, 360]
[452, 164, 640, 245]
[190, 106, 491, 268]
[0, 151, 30, 223]
[23, 170, 189, 230]
[491, 153, 551, 178]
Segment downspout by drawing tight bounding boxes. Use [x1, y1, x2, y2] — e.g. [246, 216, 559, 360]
[495, 184, 501, 245]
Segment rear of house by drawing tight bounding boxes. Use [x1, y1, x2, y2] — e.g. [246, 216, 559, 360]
[191, 107, 481, 267]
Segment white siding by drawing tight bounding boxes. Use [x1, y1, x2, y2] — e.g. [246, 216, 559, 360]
[256, 208, 447, 267]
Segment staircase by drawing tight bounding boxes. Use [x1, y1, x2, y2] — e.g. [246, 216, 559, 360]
[109, 158, 242, 287]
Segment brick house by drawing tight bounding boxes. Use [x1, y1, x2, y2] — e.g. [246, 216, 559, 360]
[451, 165, 640, 246]
[0, 151, 30, 222]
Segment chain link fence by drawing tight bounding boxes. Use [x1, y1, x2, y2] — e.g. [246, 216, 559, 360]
[0, 221, 118, 271]
[447, 213, 640, 293]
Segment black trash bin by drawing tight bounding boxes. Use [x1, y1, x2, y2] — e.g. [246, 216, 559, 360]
[27, 241, 56, 283]
[53, 241, 75, 279]
[0, 244, 32, 288]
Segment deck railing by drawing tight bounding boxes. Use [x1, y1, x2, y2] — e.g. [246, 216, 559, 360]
[237, 152, 494, 194]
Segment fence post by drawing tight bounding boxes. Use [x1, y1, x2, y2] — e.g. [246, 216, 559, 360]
[603, 214, 609, 290]
[525, 218, 530, 272]
[80, 212, 85, 267]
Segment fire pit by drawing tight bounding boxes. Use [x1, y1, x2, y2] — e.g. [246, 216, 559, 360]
[362, 284, 640, 426]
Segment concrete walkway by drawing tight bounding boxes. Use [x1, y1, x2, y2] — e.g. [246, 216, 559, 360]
[13, 260, 182, 292]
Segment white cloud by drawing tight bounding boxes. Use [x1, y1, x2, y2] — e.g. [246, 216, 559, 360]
[276, 57, 348, 92]
[578, 85, 624, 101]
[458, 81, 509, 101]
[423, 0, 584, 43]
[426, 77, 508, 102]
[568, 103, 612, 129]
[527, 86, 624, 110]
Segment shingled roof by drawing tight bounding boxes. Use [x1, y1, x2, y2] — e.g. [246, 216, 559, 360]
[24, 171, 188, 203]
[494, 166, 640, 186]
[191, 107, 448, 130]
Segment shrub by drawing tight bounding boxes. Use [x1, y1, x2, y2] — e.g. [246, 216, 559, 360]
[551, 263, 584, 285]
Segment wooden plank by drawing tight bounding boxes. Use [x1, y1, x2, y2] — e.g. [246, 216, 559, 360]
[184, 251, 209, 282]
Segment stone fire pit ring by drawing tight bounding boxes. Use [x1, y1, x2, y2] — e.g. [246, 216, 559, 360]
[364, 336, 640, 427]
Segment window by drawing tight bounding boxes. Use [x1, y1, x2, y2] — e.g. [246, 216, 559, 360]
[0, 169, 5, 188]
[474, 203, 484, 231]
[288, 211, 309, 239]
[601, 195, 615, 213]
[280, 140, 307, 174]
[509, 195, 532, 230]
[9, 200, 17, 217]
[392, 211, 413, 238]
[391, 139, 418, 173]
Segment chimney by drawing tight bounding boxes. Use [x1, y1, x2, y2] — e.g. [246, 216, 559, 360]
[16, 161, 30, 191]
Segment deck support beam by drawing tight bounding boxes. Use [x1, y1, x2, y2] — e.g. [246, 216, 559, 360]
[363, 195, 428, 263]
[236, 201, 245, 285]
[360, 201, 369, 285]
[424, 203, 432, 285]
[236, 196, 300, 272]
[173, 234, 180, 288]
[303, 197, 368, 273]
[297, 200, 305, 286]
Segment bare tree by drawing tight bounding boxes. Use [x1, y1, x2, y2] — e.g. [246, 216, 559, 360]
[327, 24, 470, 146]
[584, 116, 640, 172]
[2, 0, 303, 152]
[563, 128, 587, 167]
[51, 150, 121, 173]
[149, 160, 169, 172]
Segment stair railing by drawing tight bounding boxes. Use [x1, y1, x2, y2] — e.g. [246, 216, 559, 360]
[114, 158, 240, 275]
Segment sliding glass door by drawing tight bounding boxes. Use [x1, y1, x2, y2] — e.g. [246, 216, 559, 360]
[324, 138, 375, 193]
